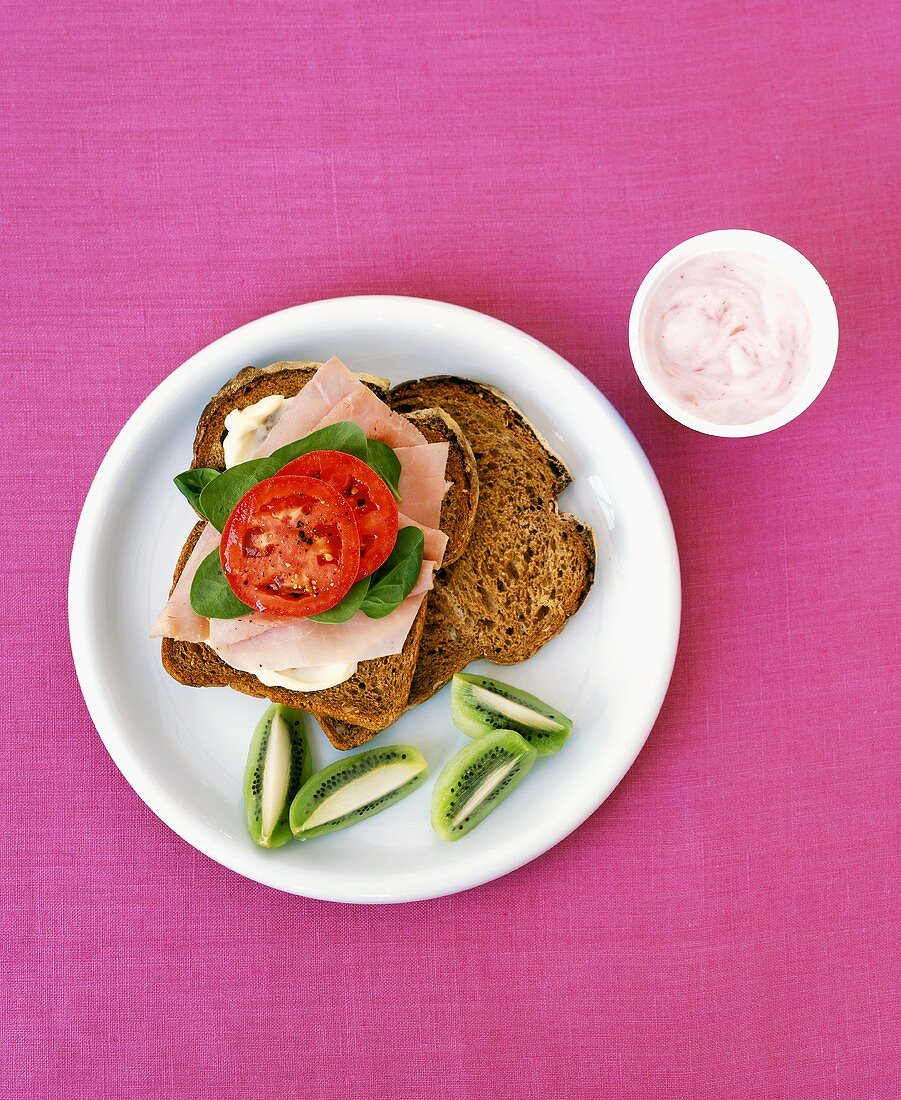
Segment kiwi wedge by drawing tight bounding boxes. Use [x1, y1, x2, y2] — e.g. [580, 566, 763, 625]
[431, 728, 537, 841]
[451, 672, 572, 755]
[289, 745, 427, 840]
[244, 704, 312, 848]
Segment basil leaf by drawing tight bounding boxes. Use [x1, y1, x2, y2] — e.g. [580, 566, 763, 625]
[198, 420, 370, 531]
[365, 439, 402, 501]
[360, 527, 425, 619]
[174, 468, 219, 518]
[190, 549, 252, 619]
[307, 578, 370, 623]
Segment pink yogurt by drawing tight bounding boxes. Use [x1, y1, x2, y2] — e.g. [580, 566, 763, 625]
[641, 251, 813, 426]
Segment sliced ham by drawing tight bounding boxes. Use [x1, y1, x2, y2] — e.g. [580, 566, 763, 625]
[394, 443, 452, 528]
[253, 356, 364, 458]
[205, 555, 437, 650]
[211, 563, 435, 670]
[150, 524, 220, 643]
[206, 609, 291, 649]
[398, 512, 448, 565]
[313, 384, 427, 449]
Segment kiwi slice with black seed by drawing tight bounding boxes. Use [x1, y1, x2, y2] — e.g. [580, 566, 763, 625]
[431, 728, 537, 841]
[243, 704, 312, 848]
[289, 745, 427, 840]
[451, 672, 572, 755]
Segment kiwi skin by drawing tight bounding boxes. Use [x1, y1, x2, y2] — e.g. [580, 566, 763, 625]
[243, 704, 312, 849]
[451, 672, 573, 756]
[431, 728, 537, 842]
[289, 745, 427, 841]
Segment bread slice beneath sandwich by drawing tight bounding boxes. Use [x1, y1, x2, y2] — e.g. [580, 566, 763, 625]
[160, 362, 479, 746]
[316, 376, 596, 747]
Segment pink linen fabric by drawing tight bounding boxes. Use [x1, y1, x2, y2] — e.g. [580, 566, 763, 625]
[2, 2, 898, 1097]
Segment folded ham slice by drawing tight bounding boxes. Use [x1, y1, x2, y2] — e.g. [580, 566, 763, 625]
[210, 562, 435, 671]
[153, 358, 450, 680]
[151, 524, 219, 642]
[198, 516, 443, 652]
[397, 512, 448, 564]
[313, 380, 428, 449]
[253, 356, 363, 458]
[395, 444, 453, 529]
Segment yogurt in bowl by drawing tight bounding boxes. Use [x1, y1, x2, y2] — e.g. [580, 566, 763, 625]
[629, 230, 838, 437]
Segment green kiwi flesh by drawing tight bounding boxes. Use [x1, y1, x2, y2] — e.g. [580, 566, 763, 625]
[289, 745, 427, 840]
[243, 704, 312, 848]
[451, 672, 572, 755]
[431, 728, 537, 841]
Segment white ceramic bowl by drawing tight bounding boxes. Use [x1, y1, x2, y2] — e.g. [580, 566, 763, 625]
[628, 230, 839, 438]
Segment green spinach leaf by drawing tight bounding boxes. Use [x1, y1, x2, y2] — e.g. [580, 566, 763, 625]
[365, 438, 403, 501]
[174, 468, 219, 519]
[360, 527, 425, 619]
[307, 577, 371, 623]
[269, 420, 369, 467]
[190, 549, 252, 619]
[198, 457, 279, 531]
[198, 420, 370, 531]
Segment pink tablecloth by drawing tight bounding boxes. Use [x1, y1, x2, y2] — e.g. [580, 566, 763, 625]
[2, 2, 898, 1096]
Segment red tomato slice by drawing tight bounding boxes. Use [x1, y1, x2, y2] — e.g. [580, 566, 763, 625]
[278, 450, 399, 581]
[221, 475, 360, 617]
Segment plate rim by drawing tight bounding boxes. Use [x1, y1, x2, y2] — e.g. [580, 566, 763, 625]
[68, 294, 681, 903]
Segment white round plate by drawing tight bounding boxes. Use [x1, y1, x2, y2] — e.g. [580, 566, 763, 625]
[69, 296, 680, 903]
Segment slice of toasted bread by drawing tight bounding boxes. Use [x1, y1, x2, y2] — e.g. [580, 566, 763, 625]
[316, 377, 595, 747]
[161, 522, 430, 735]
[159, 363, 479, 747]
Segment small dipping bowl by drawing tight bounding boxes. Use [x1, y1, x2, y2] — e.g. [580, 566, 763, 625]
[628, 230, 839, 438]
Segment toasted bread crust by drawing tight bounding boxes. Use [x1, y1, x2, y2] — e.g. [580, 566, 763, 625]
[316, 377, 595, 745]
[397, 376, 573, 492]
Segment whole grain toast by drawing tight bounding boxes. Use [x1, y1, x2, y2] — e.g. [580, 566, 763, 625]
[316, 377, 596, 747]
[159, 362, 479, 746]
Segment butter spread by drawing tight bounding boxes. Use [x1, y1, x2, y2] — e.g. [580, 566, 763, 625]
[222, 394, 287, 468]
[249, 661, 358, 693]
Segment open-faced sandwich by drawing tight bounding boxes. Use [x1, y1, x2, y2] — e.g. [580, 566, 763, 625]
[152, 357, 596, 757]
